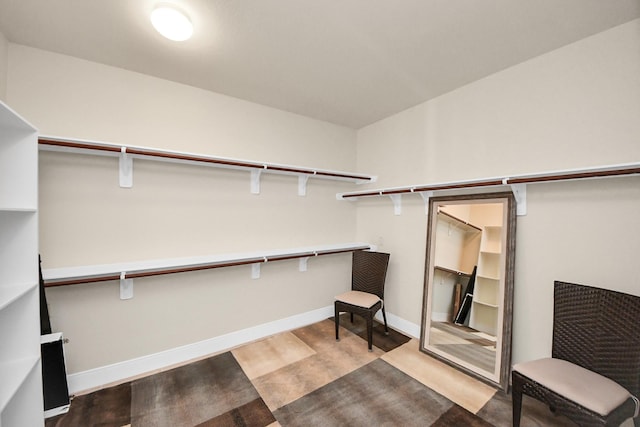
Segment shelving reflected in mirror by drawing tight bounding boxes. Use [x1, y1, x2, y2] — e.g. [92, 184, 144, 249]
[419, 192, 516, 390]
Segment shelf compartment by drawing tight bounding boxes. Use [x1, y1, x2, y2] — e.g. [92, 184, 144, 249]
[0, 290, 40, 366]
[0, 212, 38, 285]
[474, 277, 500, 306]
[477, 252, 500, 280]
[0, 357, 40, 414]
[0, 358, 43, 427]
[0, 103, 38, 211]
[480, 226, 502, 253]
[469, 303, 499, 336]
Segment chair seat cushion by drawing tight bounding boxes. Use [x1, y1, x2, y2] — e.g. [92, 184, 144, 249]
[513, 357, 632, 416]
[335, 290, 381, 308]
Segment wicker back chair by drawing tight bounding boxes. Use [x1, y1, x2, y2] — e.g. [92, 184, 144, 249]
[334, 251, 390, 351]
[512, 281, 640, 426]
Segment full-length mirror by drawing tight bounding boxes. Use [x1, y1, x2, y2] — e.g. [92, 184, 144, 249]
[420, 192, 516, 390]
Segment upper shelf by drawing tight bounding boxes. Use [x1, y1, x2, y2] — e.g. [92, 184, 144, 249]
[39, 136, 377, 195]
[337, 161, 640, 216]
[438, 210, 482, 233]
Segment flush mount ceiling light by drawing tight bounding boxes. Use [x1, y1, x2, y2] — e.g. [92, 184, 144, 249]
[150, 5, 193, 41]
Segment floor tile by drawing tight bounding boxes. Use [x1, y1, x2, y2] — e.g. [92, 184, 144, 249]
[49, 318, 583, 426]
[432, 405, 494, 426]
[195, 398, 276, 427]
[251, 320, 383, 410]
[381, 339, 496, 414]
[477, 389, 577, 427]
[273, 359, 456, 427]
[44, 382, 131, 427]
[131, 352, 259, 427]
[232, 331, 316, 380]
[332, 313, 412, 352]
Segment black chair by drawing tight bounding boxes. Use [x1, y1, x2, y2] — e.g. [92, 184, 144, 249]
[334, 251, 390, 351]
[512, 281, 640, 426]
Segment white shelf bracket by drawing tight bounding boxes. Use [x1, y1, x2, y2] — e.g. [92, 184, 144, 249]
[389, 194, 402, 215]
[509, 182, 527, 216]
[119, 272, 133, 300]
[298, 175, 310, 196]
[252, 259, 266, 279]
[419, 191, 434, 215]
[299, 256, 310, 272]
[250, 169, 264, 194]
[119, 147, 133, 188]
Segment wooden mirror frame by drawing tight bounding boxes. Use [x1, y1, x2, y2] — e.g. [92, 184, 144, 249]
[419, 192, 516, 390]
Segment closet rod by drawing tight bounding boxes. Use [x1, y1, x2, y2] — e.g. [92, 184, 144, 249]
[38, 137, 374, 182]
[43, 246, 370, 288]
[338, 162, 640, 199]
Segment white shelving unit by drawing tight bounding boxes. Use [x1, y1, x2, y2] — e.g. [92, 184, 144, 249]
[470, 225, 504, 336]
[0, 101, 43, 426]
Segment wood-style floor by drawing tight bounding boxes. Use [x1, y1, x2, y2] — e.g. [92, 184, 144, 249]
[45, 315, 575, 426]
[430, 321, 497, 373]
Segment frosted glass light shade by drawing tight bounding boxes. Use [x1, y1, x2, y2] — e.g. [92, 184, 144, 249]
[151, 6, 193, 41]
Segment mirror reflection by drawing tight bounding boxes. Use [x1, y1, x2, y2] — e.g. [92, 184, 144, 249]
[420, 192, 515, 390]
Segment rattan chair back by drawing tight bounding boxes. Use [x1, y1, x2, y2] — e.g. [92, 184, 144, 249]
[552, 281, 640, 400]
[351, 250, 390, 300]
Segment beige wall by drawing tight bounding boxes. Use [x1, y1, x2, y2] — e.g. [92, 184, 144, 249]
[356, 19, 640, 364]
[0, 31, 7, 101]
[6, 18, 640, 377]
[7, 45, 360, 373]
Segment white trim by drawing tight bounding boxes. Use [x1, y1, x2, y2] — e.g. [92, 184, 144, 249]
[67, 305, 334, 394]
[381, 312, 421, 338]
[44, 404, 70, 419]
[67, 307, 421, 395]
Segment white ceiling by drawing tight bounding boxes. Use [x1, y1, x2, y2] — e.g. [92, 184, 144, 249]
[0, 0, 638, 128]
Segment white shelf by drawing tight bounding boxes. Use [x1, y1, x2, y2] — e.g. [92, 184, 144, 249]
[437, 210, 482, 233]
[0, 207, 38, 213]
[39, 135, 376, 194]
[43, 242, 373, 286]
[0, 283, 38, 312]
[472, 299, 499, 309]
[337, 161, 640, 216]
[434, 265, 473, 277]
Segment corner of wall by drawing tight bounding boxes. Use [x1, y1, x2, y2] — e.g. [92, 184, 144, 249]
[0, 32, 7, 101]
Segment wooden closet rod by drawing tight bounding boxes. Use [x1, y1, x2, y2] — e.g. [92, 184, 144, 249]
[38, 137, 373, 182]
[339, 163, 640, 199]
[43, 246, 370, 288]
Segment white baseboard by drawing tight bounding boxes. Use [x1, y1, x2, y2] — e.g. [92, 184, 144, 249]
[67, 305, 334, 394]
[384, 312, 421, 338]
[430, 312, 450, 323]
[67, 306, 421, 395]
